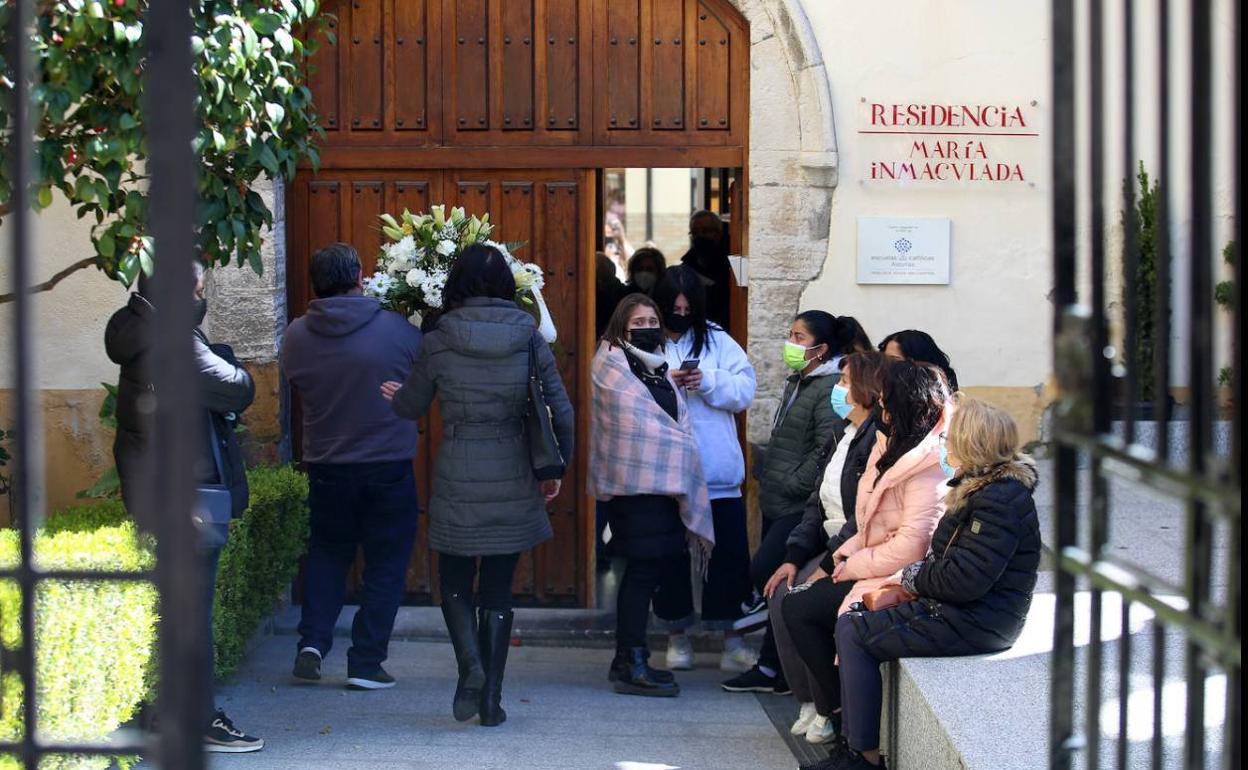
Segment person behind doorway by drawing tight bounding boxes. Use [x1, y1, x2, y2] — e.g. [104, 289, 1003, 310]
[651, 266, 759, 674]
[781, 360, 950, 757]
[383, 244, 574, 727]
[623, 246, 667, 298]
[281, 243, 424, 691]
[595, 251, 626, 341]
[813, 396, 1041, 770]
[879, 329, 959, 392]
[720, 311, 849, 696]
[764, 349, 887, 745]
[590, 293, 715, 698]
[106, 261, 263, 753]
[681, 210, 734, 331]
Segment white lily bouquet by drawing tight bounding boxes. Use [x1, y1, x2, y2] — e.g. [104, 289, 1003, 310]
[362, 205, 557, 342]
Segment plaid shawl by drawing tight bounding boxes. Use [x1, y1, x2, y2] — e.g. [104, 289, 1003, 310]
[590, 342, 715, 567]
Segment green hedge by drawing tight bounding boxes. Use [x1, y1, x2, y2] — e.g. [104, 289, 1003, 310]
[212, 465, 309, 677]
[42, 466, 309, 678]
[0, 465, 308, 769]
[1, 522, 156, 770]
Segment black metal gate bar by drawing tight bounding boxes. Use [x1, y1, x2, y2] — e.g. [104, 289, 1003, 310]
[2, 1, 207, 767]
[1048, 0, 1079, 766]
[1228, 2, 1244, 767]
[1085, 3, 1111, 766]
[1049, 2, 1242, 770]
[1184, 1, 1214, 766]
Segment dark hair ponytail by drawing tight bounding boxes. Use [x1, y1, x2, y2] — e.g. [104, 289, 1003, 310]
[879, 329, 959, 392]
[794, 310, 838, 362]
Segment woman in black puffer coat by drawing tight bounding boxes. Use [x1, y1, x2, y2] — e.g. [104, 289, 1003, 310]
[824, 395, 1042, 770]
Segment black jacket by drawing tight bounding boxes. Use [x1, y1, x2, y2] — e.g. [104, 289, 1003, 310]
[105, 294, 255, 531]
[757, 362, 843, 520]
[843, 457, 1042, 658]
[783, 411, 879, 567]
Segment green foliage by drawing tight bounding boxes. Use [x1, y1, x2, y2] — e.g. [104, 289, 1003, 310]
[77, 383, 122, 499]
[0, 520, 157, 770]
[46, 465, 309, 678]
[1127, 163, 1163, 402]
[1218, 241, 1235, 388]
[0, 1, 325, 287]
[211, 464, 308, 677]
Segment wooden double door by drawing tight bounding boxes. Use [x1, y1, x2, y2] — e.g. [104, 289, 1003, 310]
[287, 168, 595, 606]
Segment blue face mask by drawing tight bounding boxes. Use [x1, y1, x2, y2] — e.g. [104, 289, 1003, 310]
[830, 384, 853, 420]
[939, 444, 957, 478]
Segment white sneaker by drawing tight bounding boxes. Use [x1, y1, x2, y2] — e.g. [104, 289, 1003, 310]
[719, 644, 758, 673]
[666, 634, 694, 670]
[806, 714, 838, 745]
[790, 702, 818, 736]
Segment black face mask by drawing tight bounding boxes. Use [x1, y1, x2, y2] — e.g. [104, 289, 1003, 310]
[629, 328, 664, 353]
[194, 297, 209, 327]
[667, 314, 694, 335]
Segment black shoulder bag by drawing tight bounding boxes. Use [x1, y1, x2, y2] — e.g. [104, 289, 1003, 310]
[526, 337, 566, 481]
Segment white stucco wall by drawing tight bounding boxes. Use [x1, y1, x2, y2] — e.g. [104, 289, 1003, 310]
[0, 198, 130, 391]
[796, 0, 1053, 392]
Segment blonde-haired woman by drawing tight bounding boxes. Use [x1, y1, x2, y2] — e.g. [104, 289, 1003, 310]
[815, 395, 1042, 770]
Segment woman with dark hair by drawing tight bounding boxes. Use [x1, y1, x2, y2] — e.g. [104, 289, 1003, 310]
[383, 244, 575, 727]
[652, 266, 758, 674]
[721, 310, 845, 695]
[763, 350, 887, 744]
[780, 360, 949, 752]
[624, 247, 667, 297]
[879, 329, 959, 392]
[591, 292, 715, 697]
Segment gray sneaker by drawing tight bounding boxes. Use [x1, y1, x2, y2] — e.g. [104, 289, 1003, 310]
[346, 666, 396, 690]
[293, 647, 322, 681]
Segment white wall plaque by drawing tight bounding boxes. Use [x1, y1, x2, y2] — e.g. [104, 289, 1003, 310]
[856, 217, 951, 284]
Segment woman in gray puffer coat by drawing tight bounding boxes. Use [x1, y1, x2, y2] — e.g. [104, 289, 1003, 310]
[386, 245, 574, 728]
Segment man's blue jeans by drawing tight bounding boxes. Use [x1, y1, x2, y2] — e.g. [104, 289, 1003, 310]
[297, 461, 420, 674]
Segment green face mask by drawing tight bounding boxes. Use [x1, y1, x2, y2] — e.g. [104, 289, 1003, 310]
[783, 341, 811, 371]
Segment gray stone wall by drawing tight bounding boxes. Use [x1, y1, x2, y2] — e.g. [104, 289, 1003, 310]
[203, 178, 287, 363]
[732, 0, 838, 442]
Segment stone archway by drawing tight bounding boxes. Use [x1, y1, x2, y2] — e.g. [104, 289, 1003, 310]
[729, 0, 839, 439]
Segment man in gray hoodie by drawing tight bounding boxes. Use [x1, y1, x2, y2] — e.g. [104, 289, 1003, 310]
[281, 243, 423, 690]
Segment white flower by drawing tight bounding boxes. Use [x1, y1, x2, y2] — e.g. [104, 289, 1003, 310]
[405, 266, 428, 289]
[436, 239, 458, 257]
[385, 236, 418, 274]
[484, 240, 513, 262]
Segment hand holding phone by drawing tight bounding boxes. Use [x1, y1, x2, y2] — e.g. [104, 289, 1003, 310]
[675, 358, 702, 391]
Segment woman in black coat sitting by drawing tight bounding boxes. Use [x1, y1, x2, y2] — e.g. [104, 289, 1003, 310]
[812, 395, 1042, 770]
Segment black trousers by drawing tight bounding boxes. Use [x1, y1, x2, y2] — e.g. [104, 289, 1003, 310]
[616, 555, 696, 650]
[780, 577, 857, 716]
[438, 552, 522, 610]
[750, 513, 803, 671]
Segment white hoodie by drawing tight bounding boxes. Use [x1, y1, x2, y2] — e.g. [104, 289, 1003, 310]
[663, 326, 757, 499]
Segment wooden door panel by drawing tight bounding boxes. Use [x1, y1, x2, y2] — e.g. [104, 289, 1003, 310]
[393, 0, 432, 133]
[350, 181, 385, 272]
[542, 0, 581, 132]
[696, 1, 732, 133]
[650, 0, 686, 131]
[600, 0, 641, 134]
[448, 0, 490, 133]
[307, 14, 342, 133]
[346, 0, 385, 131]
[500, 0, 536, 132]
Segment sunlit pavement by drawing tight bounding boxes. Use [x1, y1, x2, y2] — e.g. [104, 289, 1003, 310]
[201, 634, 795, 770]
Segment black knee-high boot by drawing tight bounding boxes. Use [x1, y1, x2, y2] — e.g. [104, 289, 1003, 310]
[440, 591, 485, 722]
[477, 608, 514, 727]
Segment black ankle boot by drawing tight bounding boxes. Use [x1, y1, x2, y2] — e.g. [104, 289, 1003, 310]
[440, 591, 485, 722]
[612, 647, 680, 697]
[607, 648, 675, 683]
[477, 608, 514, 727]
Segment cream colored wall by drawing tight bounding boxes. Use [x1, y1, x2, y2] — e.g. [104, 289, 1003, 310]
[797, 0, 1053, 399]
[0, 197, 131, 391]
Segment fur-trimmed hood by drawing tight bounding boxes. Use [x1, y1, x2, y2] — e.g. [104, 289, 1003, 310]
[944, 454, 1039, 514]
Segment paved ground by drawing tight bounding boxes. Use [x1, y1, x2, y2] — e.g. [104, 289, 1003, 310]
[201, 635, 797, 770]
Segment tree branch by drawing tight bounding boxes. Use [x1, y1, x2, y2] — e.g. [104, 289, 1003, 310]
[0, 257, 99, 304]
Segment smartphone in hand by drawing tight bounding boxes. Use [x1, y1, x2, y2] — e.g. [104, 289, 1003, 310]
[679, 358, 700, 371]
